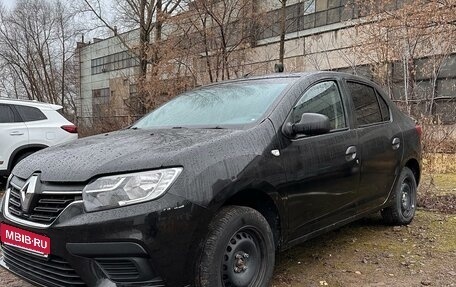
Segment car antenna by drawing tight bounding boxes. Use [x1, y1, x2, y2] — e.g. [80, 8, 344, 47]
[243, 72, 252, 78]
[274, 63, 285, 73]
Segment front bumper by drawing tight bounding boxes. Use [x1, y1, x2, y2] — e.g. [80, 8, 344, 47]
[0, 192, 211, 287]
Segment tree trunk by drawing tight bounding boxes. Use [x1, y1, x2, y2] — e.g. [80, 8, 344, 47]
[279, 0, 287, 65]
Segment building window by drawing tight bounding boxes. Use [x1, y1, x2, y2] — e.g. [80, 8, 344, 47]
[91, 51, 140, 75]
[303, 0, 316, 15]
[258, 0, 349, 40]
[92, 88, 110, 116]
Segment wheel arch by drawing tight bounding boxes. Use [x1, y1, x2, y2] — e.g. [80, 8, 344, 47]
[404, 158, 421, 185]
[222, 189, 283, 249]
[8, 144, 48, 172]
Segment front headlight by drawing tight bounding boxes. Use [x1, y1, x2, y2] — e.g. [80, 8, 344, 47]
[83, 168, 182, 212]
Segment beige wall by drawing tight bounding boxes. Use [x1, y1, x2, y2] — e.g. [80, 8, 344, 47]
[78, 1, 455, 121]
[78, 30, 140, 119]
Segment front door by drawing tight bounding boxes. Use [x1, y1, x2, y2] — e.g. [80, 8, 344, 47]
[280, 80, 360, 241]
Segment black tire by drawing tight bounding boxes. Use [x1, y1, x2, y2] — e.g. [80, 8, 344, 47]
[196, 206, 275, 287]
[381, 167, 417, 225]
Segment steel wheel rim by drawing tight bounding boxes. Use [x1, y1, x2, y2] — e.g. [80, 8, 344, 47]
[400, 177, 416, 219]
[221, 227, 266, 287]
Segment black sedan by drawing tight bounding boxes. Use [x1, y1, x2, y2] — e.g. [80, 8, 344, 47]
[0, 72, 421, 287]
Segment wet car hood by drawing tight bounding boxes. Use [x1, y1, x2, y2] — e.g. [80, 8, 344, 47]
[13, 128, 238, 182]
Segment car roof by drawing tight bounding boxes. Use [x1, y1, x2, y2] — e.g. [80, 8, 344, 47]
[224, 72, 386, 96]
[201, 71, 372, 86]
[0, 98, 62, 111]
[205, 72, 311, 84]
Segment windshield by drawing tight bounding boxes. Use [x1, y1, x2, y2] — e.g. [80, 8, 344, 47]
[133, 78, 293, 129]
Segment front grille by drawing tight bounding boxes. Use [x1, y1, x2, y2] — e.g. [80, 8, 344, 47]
[2, 244, 86, 287]
[7, 184, 81, 224]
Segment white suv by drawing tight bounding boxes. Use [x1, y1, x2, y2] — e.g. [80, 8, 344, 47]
[0, 98, 78, 176]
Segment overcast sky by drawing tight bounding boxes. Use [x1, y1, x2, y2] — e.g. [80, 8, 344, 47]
[1, 0, 113, 11]
[0, 0, 118, 40]
[1, 0, 17, 9]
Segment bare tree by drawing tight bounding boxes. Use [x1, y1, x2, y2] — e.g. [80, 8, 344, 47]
[81, 0, 184, 116]
[350, 0, 456, 116]
[0, 0, 80, 115]
[277, 0, 315, 69]
[82, 0, 182, 79]
[278, 0, 287, 67]
[178, 0, 265, 82]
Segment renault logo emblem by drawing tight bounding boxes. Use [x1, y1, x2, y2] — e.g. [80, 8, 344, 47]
[20, 175, 39, 213]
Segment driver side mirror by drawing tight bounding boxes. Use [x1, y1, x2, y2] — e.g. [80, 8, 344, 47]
[283, 113, 331, 137]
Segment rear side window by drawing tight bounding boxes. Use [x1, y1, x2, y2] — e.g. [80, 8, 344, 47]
[347, 82, 382, 126]
[15, 105, 47, 122]
[0, 104, 19, 123]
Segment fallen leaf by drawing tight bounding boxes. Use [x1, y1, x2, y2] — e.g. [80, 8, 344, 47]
[421, 279, 432, 286]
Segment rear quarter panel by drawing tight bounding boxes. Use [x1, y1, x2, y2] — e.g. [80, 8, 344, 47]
[25, 108, 78, 147]
[396, 111, 422, 173]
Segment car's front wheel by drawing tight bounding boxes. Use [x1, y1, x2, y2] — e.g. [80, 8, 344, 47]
[381, 166, 417, 225]
[196, 206, 275, 287]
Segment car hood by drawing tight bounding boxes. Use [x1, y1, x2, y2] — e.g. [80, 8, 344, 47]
[13, 128, 238, 182]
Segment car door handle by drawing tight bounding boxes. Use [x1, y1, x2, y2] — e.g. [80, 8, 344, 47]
[345, 146, 357, 161]
[9, 131, 24, 136]
[392, 137, 401, 150]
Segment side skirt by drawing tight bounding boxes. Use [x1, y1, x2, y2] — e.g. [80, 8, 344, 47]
[282, 201, 391, 251]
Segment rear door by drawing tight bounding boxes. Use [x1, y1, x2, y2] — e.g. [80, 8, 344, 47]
[0, 104, 28, 172]
[14, 105, 53, 145]
[344, 81, 403, 212]
[280, 79, 360, 240]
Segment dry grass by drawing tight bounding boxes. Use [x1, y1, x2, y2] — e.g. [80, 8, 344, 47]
[423, 153, 456, 174]
[272, 211, 456, 287]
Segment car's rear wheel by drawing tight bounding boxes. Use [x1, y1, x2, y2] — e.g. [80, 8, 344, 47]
[196, 206, 275, 287]
[381, 167, 417, 225]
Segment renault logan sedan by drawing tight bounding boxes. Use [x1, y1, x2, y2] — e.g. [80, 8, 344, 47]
[0, 72, 421, 287]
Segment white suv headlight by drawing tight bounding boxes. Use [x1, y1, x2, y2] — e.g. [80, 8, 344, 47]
[83, 168, 182, 212]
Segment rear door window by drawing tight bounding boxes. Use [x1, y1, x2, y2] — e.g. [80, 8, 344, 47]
[347, 82, 383, 126]
[0, 104, 20, 123]
[14, 105, 47, 122]
[377, 93, 391, 122]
